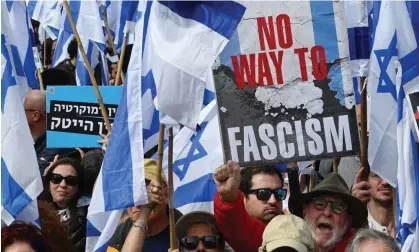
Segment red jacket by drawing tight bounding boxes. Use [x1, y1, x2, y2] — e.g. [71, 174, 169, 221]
[214, 192, 356, 252]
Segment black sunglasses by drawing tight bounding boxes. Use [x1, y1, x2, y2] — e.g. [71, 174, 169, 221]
[180, 235, 223, 250]
[312, 197, 348, 214]
[50, 173, 78, 187]
[248, 188, 287, 201]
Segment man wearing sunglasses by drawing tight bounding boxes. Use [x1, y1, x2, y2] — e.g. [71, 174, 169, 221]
[293, 173, 368, 252]
[175, 211, 226, 252]
[213, 161, 285, 252]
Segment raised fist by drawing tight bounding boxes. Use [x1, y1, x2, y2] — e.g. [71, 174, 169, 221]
[213, 160, 241, 202]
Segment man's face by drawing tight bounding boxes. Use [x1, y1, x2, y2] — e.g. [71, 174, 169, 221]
[244, 173, 283, 223]
[180, 223, 223, 252]
[368, 172, 393, 206]
[303, 195, 351, 251]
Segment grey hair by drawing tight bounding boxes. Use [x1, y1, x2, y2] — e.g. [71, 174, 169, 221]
[346, 229, 400, 252]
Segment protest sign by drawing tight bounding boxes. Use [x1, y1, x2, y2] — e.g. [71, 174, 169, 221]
[213, 1, 360, 166]
[407, 91, 419, 138]
[46, 86, 123, 148]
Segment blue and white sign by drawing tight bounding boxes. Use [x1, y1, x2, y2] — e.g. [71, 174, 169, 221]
[46, 86, 123, 148]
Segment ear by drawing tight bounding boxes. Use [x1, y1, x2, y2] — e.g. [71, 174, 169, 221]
[302, 204, 308, 217]
[33, 111, 41, 121]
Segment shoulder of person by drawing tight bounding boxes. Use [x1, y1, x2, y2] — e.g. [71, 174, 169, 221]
[108, 218, 133, 250]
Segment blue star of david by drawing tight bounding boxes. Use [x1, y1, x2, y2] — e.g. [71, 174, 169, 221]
[1, 34, 17, 113]
[142, 71, 160, 142]
[173, 121, 209, 181]
[374, 32, 398, 100]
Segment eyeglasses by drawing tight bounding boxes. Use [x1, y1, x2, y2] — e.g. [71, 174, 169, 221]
[180, 235, 223, 250]
[312, 197, 348, 214]
[50, 173, 78, 187]
[369, 173, 382, 182]
[248, 188, 287, 201]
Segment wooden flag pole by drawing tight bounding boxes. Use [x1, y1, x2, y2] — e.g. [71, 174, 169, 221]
[99, 5, 125, 84]
[115, 35, 127, 86]
[332, 158, 339, 173]
[37, 70, 45, 90]
[63, 1, 112, 132]
[168, 127, 177, 249]
[309, 161, 316, 192]
[360, 76, 369, 179]
[156, 124, 166, 185]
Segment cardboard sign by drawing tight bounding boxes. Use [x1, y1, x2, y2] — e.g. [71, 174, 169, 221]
[214, 1, 360, 166]
[46, 86, 123, 148]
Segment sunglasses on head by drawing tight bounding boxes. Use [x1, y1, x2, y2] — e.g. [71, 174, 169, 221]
[180, 235, 223, 250]
[50, 173, 78, 187]
[248, 188, 287, 201]
[312, 197, 348, 214]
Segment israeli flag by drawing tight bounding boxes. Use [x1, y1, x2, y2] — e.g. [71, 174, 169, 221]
[28, 0, 62, 40]
[5, 1, 39, 91]
[148, 1, 245, 129]
[344, 0, 371, 106]
[86, 2, 148, 251]
[1, 1, 43, 225]
[63, 1, 106, 86]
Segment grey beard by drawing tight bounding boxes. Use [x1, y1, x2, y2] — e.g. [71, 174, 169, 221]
[305, 217, 350, 251]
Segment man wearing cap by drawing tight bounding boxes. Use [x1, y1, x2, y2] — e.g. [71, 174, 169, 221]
[107, 159, 183, 252]
[259, 215, 315, 252]
[175, 211, 226, 252]
[294, 173, 368, 252]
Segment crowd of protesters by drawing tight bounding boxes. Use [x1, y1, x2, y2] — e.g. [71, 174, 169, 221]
[2, 20, 401, 252]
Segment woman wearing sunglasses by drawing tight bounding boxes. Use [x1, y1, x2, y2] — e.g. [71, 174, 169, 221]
[42, 157, 87, 252]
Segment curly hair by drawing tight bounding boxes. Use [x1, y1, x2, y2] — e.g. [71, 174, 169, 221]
[81, 149, 103, 196]
[239, 165, 284, 196]
[2, 222, 51, 252]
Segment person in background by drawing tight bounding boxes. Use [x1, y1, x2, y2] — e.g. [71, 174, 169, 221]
[292, 173, 368, 252]
[352, 168, 395, 236]
[41, 38, 57, 69]
[175, 211, 226, 252]
[345, 229, 400, 252]
[2, 222, 54, 252]
[107, 159, 183, 252]
[24, 90, 73, 174]
[41, 157, 87, 252]
[259, 215, 315, 252]
[81, 149, 104, 200]
[56, 38, 77, 79]
[213, 161, 286, 252]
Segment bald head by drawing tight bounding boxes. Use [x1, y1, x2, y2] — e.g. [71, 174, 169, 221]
[24, 90, 46, 113]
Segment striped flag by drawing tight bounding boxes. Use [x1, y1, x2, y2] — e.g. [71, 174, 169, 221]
[86, 2, 147, 251]
[1, 1, 43, 225]
[149, 1, 246, 129]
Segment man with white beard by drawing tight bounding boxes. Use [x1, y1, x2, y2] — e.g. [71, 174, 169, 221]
[291, 173, 368, 252]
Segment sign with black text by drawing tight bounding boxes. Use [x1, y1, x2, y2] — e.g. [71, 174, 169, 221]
[214, 1, 360, 166]
[46, 86, 123, 148]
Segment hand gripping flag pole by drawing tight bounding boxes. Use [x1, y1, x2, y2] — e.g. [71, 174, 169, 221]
[63, 0, 112, 132]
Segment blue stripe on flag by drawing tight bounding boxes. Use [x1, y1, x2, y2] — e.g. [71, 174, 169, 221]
[310, 1, 339, 62]
[53, 31, 71, 66]
[400, 48, 419, 85]
[411, 133, 419, 219]
[405, 1, 419, 45]
[157, 1, 245, 39]
[27, 0, 38, 18]
[64, 1, 81, 33]
[347, 27, 370, 60]
[86, 220, 102, 237]
[1, 158, 33, 218]
[6, 1, 13, 12]
[101, 82, 134, 211]
[1, 34, 17, 112]
[203, 89, 215, 106]
[353, 77, 361, 104]
[174, 173, 217, 208]
[10, 45, 24, 76]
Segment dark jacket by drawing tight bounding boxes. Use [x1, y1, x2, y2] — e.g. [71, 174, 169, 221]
[59, 205, 88, 252]
[34, 133, 75, 174]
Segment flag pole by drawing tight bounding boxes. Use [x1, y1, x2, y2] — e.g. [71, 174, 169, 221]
[37, 70, 44, 90]
[360, 76, 369, 179]
[309, 161, 315, 192]
[168, 127, 177, 249]
[332, 158, 339, 173]
[115, 35, 127, 86]
[63, 0, 112, 132]
[99, 5, 125, 84]
[287, 163, 303, 218]
[43, 30, 47, 68]
[156, 124, 166, 185]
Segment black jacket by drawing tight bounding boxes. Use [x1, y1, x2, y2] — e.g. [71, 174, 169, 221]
[58, 205, 88, 252]
[34, 133, 75, 174]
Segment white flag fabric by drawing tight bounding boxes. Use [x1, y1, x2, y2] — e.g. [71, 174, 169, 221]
[86, 2, 147, 251]
[148, 1, 246, 129]
[1, 1, 43, 225]
[161, 99, 222, 214]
